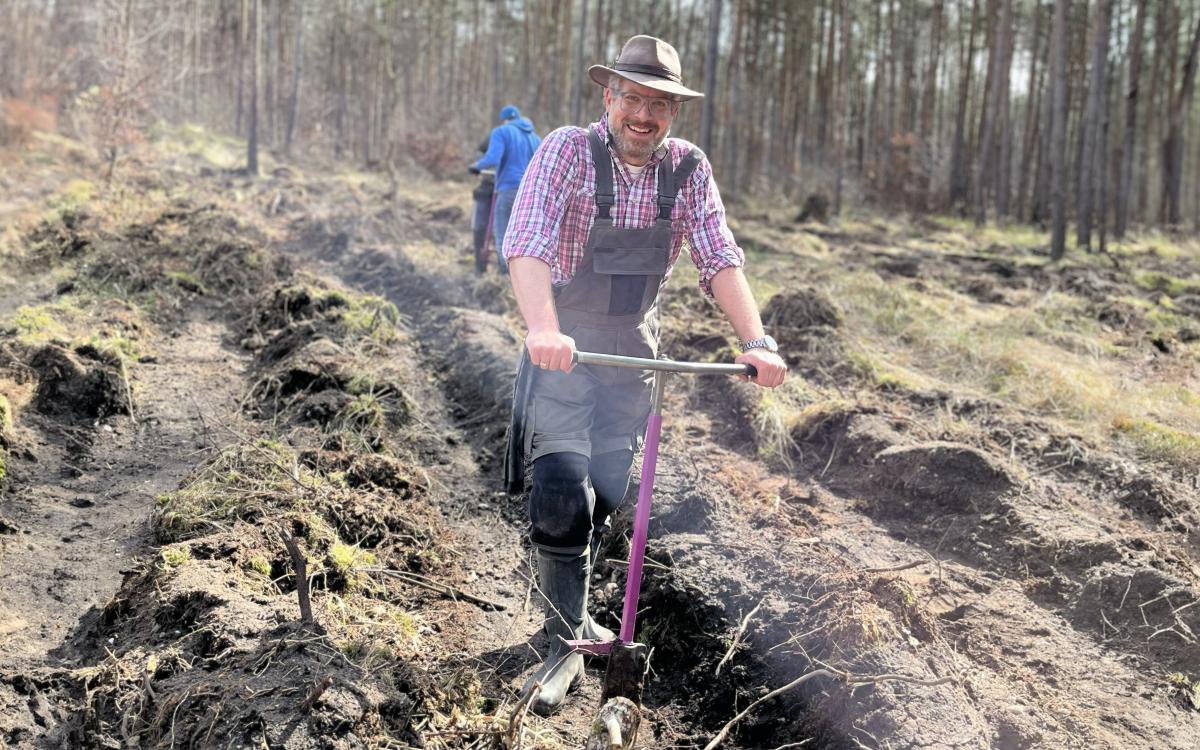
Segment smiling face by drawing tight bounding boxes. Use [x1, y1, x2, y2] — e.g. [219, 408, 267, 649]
[603, 78, 680, 167]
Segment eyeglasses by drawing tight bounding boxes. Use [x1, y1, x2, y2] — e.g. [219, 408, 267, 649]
[612, 89, 678, 119]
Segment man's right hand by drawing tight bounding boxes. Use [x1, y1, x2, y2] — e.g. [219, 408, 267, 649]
[526, 330, 576, 373]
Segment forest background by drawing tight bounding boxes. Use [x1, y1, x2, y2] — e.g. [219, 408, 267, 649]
[2, 0, 1200, 257]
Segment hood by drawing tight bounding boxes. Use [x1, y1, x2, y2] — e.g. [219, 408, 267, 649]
[512, 117, 535, 133]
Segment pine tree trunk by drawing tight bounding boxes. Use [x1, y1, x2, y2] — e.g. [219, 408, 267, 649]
[949, 0, 980, 211]
[700, 0, 721, 155]
[974, 0, 1011, 226]
[247, 0, 261, 175]
[1049, 0, 1070, 260]
[1077, 0, 1111, 250]
[236, 0, 247, 132]
[918, 0, 944, 209]
[285, 0, 303, 153]
[1164, 18, 1200, 226]
[1115, 0, 1147, 237]
[834, 0, 851, 215]
[1017, 2, 1044, 221]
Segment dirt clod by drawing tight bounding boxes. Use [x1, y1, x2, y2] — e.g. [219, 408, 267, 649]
[29, 345, 131, 420]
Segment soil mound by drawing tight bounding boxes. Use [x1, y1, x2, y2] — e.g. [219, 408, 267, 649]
[29, 344, 131, 420]
[762, 287, 844, 367]
[25, 210, 93, 263]
[871, 441, 1016, 510]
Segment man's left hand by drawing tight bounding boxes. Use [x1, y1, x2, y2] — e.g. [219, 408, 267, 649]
[736, 349, 787, 388]
[468, 165, 482, 175]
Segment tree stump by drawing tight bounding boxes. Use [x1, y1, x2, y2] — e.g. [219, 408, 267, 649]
[583, 697, 640, 750]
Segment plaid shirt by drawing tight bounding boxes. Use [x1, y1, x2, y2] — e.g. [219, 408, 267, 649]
[502, 114, 743, 296]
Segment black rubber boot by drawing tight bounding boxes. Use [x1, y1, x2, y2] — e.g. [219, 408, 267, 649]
[582, 532, 615, 642]
[524, 548, 588, 715]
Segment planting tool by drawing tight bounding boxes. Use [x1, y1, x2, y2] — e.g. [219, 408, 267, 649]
[565, 350, 756, 710]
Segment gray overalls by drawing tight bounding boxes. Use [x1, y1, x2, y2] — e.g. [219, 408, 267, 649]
[504, 129, 701, 553]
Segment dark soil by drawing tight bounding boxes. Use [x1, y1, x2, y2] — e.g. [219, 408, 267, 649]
[3, 136, 1200, 750]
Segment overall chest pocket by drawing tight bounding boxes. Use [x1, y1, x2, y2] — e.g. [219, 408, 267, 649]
[592, 246, 670, 276]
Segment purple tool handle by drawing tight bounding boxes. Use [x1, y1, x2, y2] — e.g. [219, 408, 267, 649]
[619, 412, 662, 642]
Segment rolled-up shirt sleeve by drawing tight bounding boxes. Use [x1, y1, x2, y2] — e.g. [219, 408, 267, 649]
[502, 126, 582, 268]
[683, 153, 744, 296]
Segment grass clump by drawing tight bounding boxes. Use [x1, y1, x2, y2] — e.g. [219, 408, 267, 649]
[153, 122, 247, 169]
[158, 546, 191, 570]
[1133, 270, 1200, 297]
[328, 540, 378, 594]
[1113, 417, 1200, 466]
[247, 554, 273, 577]
[166, 270, 207, 294]
[87, 334, 140, 365]
[846, 349, 935, 392]
[0, 394, 12, 432]
[153, 438, 301, 543]
[1167, 673, 1200, 711]
[9, 303, 74, 342]
[340, 296, 401, 344]
[329, 539, 378, 573]
[51, 180, 97, 212]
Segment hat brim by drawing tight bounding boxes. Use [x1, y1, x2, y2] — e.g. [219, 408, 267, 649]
[588, 65, 704, 101]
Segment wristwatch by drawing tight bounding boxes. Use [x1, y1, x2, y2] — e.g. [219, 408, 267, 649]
[739, 335, 778, 353]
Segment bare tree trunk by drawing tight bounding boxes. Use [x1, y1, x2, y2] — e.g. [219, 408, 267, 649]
[236, 0, 248, 132]
[1164, 17, 1200, 226]
[918, 0, 944, 209]
[949, 0, 980, 211]
[1076, 0, 1111, 250]
[1115, 0, 1147, 237]
[974, 0, 1012, 226]
[285, 0, 303, 153]
[700, 0, 721, 155]
[571, 0, 589, 125]
[883, 0, 897, 194]
[1017, 2, 1044, 221]
[834, 0, 851, 215]
[247, 0, 261, 175]
[1049, 0, 1070, 261]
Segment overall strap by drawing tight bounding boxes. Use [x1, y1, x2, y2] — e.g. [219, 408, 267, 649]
[656, 148, 702, 220]
[586, 129, 616, 220]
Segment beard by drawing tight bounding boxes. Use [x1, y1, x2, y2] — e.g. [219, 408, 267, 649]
[611, 119, 670, 163]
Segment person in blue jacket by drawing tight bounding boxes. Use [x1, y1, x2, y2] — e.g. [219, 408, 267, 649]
[470, 105, 541, 274]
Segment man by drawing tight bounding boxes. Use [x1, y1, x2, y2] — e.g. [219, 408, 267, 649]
[471, 105, 542, 274]
[502, 35, 787, 714]
[469, 133, 495, 273]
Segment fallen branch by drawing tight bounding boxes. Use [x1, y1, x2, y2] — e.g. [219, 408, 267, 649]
[508, 683, 540, 749]
[861, 559, 927, 574]
[715, 599, 764, 677]
[359, 567, 507, 611]
[702, 668, 954, 750]
[300, 676, 333, 711]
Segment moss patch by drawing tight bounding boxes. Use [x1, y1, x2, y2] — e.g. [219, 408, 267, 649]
[1113, 417, 1200, 466]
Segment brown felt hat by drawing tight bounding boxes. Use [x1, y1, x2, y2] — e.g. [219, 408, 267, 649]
[588, 35, 704, 101]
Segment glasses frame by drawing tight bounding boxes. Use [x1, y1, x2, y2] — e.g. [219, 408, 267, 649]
[610, 88, 680, 119]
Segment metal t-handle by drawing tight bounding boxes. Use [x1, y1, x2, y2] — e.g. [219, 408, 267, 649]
[572, 350, 757, 378]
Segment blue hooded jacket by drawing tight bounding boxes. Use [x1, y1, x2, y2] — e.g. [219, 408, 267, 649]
[474, 117, 542, 192]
